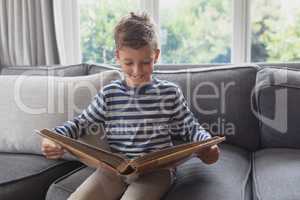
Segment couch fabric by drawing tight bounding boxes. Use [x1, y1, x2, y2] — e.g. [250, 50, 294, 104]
[89, 64, 261, 151]
[252, 148, 300, 200]
[0, 153, 82, 200]
[1, 63, 300, 200]
[46, 144, 252, 200]
[255, 67, 300, 148]
[0, 71, 121, 155]
[165, 144, 252, 200]
[0, 64, 88, 76]
[152, 66, 260, 151]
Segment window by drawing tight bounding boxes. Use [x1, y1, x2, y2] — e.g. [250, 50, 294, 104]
[79, 0, 300, 64]
[79, 0, 139, 63]
[160, 0, 232, 64]
[251, 0, 300, 62]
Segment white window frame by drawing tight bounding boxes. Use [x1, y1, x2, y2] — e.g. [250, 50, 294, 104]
[139, 0, 159, 26]
[232, 0, 251, 64]
[139, 0, 252, 64]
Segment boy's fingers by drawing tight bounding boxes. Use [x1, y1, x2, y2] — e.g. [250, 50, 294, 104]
[210, 145, 219, 151]
[46, 155, 63, 160]
[42, 150, 64, 156]
[43, 143, 62, 149]
[41, 138, 64, 160]
[42, 147, 64, 154]
[42, 143, 63, 150]
[42, 138, 62, 148]
[44, 152, 62, 157]
[195, 147, 208, 156]
[42, 148, 63, 155]
[42, 146, 63, 151]
[43, 151, 64, 158]
[197, 145, 218, 155]
[42, 148, 64, 154]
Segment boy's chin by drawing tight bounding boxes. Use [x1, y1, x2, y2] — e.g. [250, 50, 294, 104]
[126, 77, 152, 87]
[129, 81, 147, 87]
[127, 80, 151, 87]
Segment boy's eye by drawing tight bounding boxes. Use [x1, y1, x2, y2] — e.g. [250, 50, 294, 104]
[124, 63, 133, 66]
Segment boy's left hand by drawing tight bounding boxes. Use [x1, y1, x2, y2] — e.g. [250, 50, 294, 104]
[196, 145, 220, 164]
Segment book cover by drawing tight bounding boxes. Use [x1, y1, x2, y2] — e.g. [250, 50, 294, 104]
[36, 129, 225, 176]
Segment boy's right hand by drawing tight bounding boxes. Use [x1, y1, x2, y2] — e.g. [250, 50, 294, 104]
[41, 138, 65, 159]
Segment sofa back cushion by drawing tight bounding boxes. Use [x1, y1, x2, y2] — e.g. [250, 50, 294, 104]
[153, 65, 260, 151]
[0, 70, 121, 155]
[88, 64, 260, 151]
[0, 64, 87, 76]
[255, 67, 300, 148]
[87, 64, 222, 74]
[87, 64, 120, 75]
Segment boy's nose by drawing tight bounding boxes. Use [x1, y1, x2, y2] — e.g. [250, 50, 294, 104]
[132, 64, 142, 74]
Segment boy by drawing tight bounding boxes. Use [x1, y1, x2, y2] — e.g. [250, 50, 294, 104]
[42, 12, 220, 200]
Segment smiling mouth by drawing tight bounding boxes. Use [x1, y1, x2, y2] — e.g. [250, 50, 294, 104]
[129, 75, 144, 79]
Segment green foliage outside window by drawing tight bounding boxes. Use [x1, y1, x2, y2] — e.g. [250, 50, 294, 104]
[251, 0, 300, 62]
[80, 0, 138, 63]
[159, 0, 231, 64]
[80, 0, 300, 64]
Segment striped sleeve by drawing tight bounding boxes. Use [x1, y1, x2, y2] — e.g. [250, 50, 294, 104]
[170, 87, 211, 142]
[54, 91, 106, 139]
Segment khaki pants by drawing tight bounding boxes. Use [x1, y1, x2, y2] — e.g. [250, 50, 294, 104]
[68, 167, 175, 200]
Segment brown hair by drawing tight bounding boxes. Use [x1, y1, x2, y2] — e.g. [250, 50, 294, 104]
[114, 12, 159, 50]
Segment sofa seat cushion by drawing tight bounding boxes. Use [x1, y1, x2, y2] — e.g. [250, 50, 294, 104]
[165, 144, 252, 200]
[46, 166, 93, 200]
[253, 148, 300, 200]
[0, 153, 82, 200]
[45, 144, 251, 200]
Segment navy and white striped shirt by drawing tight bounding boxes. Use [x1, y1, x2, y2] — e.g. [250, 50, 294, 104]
[55, 78, 211, 158]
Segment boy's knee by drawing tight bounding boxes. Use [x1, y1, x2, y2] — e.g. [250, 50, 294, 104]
[120, 169, 174, 200]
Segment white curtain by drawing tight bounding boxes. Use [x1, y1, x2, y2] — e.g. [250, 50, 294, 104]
[0, 0, 80, 66]
[53, 0, 81, 65]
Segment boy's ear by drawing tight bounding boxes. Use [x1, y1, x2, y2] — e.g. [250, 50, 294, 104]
[115, 49, 120, 63]
[154, 49, 160, 63]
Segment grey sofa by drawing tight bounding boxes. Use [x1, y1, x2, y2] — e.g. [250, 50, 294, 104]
[0, 63, 299, 200]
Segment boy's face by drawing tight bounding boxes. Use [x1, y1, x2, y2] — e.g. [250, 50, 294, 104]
[116, 45, 160, 87]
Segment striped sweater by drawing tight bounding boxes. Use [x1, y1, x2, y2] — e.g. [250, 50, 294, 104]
[55, 78, 211, 158]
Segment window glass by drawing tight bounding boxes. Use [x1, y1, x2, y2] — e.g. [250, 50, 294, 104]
[251, 0, 300, 62]
[79, 0, 139, 63]
[159, 0, 232, 64]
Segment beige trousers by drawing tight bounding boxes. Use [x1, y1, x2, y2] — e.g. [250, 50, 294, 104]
[68, 167, 175, 200]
